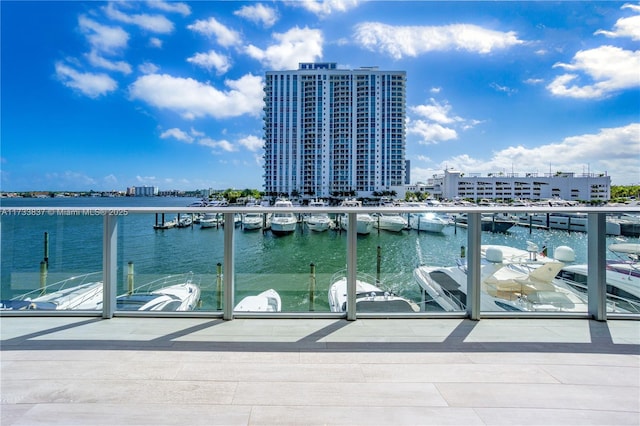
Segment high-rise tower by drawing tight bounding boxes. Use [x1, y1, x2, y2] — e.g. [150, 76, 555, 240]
[263, 63, 406, 199]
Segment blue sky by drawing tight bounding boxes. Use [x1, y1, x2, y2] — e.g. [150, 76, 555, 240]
[1, 1, 639, 192]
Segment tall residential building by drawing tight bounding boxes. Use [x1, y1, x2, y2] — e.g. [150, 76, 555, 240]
[263, 63, 406, 199]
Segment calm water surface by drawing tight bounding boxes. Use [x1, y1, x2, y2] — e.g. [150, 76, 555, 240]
[2, 197, 634, 311]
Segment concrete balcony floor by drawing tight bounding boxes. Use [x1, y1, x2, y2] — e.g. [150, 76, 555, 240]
[1, 317, 639, 425]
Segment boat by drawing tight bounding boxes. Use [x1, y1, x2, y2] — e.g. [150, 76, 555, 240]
[328, 270, 420, 313]
[408, 211, 448, 233]
[176, 215, 193, 228]
[413, 244, 590, 312]
[153, 216, 178, 230]
[372, 213, 408, 232]
[115, 273, 201, 311]
[452, 213, 515, 233]
[270, 199, 298, 235]
[517, 212, 621, 235]
[555, 243, 640, 313]
[1, 272, 104, 310]
[305, 199, 334, 232]
[200, 212, 221, 229]
[234, 289, 282, 312]
[241, 212, 264, 231]
[338, 199, 375, 235]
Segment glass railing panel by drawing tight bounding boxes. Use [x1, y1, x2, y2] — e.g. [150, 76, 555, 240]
[1, 211, 103, 311]
[410, 210, 470, 313]
[234, 210, 346, 313]
[116, 212, 214, 312]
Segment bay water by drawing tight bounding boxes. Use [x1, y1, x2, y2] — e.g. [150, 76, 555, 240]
[1, 196, 631, 311]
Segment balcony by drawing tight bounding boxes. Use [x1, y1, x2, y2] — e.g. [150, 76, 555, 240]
[1, 205, 638, 320]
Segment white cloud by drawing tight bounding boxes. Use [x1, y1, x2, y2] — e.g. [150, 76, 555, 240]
[45, 171, 97, 187]
[524, 78, 544, 85]
[139, 62, 159, 74]
[160, 128, 194, 143]
[548, 46, 640, 99]
[136, 175, 158, 184]
[55, 62, 118, 98]
[429, 123, 640, 185]
[78, 15, 129, 54]
[146, 1, 191, 17]
[199, 138, 236, 152]
[234, 4, 278, 28]
[408, 99, 478, 145]
[408, 121, 458, 144]
[104, 3, 174, 34]
[245, 26, 323, 70]
[490, 82, 517, 95]
[410, 98, 461, 125]
[86, 50, 132, 74]
[187, 17, 242, 47]
[128, 73, 264, 119]
[296, 0, 360, 17]
[595, 4, 640, 41]
[354, 23, 523, 59]
[238, 135, 263, 151]
[149, 37, 163, 48]
[187, 50, 231, 74]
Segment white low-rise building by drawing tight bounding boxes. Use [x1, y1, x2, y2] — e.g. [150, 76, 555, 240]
[409, 169, 610, 202]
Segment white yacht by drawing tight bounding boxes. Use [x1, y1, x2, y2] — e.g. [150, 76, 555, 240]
[408, 211, 448, 233]
[413, 244, 591, 312]
[234, 289, 282, 312]
[270, 199, 298, 235]
[338, 199, 375, 235]
[373, 213, 408, 232]
[555, 243, 640, 313]
[115, 273, 201, 311]
[305, 199, 334, 232]
[200, 212, 221, 229]
[328, 270, 420, 313]
[241, 212, 264, 231]
[1, 272, 104, 310]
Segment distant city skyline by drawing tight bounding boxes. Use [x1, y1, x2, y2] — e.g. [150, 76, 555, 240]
[1, 1, 639, 192]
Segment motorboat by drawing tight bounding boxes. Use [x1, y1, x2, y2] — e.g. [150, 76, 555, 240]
[452, 213, 515, 233]
[517, 212, 621, 235]
[115, 273, 201, 311]
[234, 289, 282, 312]
[413, 244, 591, 312]
[555, 243, 640, 313]
[373, 213, 408, 232]
[305, 199, 334, 232]
[1, 272, 104, 310]
[176, 215, 193, 228]
[153, 216, 177, 230]
[200, 212, 221, 229]
[408, 212, 448, 233]
[305, 212, 334, 232]
[270, 199, 298, 235]
[241, 212, 264, 231]
[328, 270, 420, 313]
[338, 199, 375, 235]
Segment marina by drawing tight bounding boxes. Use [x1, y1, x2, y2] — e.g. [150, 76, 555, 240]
[1, 197, 639, 315]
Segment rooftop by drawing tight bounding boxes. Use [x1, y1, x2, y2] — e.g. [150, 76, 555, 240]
[2, 317, 638, 425]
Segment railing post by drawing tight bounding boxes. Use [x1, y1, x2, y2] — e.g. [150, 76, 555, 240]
[466, 212, 481, 320]
[346, 212, 357, 321]
[102, 213, 118, 319]
[588, 212, 607, 321]
[223, 212, 235, 320]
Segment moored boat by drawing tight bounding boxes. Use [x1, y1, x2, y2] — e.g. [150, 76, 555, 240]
[328, 270, 420, 313]
[270, 199, 298, 235]
[234, 289, 282, 312]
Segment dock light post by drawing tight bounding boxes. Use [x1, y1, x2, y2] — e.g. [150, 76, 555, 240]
[216, 262, 222, 311]
[127, 262, 134, 295]
[309, 263, 316, 311]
